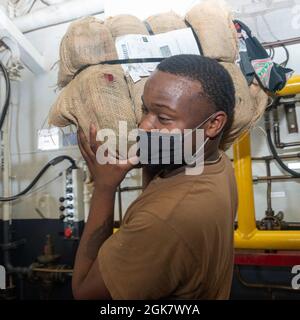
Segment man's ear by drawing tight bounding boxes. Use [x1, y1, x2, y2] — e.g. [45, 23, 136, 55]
[206, 111, 227, 139]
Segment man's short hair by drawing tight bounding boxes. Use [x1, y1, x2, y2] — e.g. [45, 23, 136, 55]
[157, 54, 235, 121]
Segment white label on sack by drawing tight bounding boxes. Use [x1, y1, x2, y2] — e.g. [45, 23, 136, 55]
[38, 127, 60, 151]
[115, 28, 201, 82]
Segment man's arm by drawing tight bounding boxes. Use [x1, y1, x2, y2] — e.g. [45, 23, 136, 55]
[72, 125, 135, 299]
[72, 186, 115, 300]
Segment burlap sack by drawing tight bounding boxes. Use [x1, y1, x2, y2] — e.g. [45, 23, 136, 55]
[219, 62, 255, 150]
[49, 65, 137, 148]
[126, 78, 147, 124]
[105, 14, 148, 39]
[249, 79, 269, 126]
[185, 0, 238, 62]
[145, 11, 186, 34]
[58, 17, 118, 88]
[105, 15, 149, 124]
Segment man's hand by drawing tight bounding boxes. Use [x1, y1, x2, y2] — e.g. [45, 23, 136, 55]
[77, 124, 136, 191]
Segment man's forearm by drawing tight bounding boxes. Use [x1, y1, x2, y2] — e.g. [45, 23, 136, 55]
[72, 186, 116, 292]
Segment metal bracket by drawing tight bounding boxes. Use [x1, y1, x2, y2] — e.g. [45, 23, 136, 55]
[284, 103, 299, 134]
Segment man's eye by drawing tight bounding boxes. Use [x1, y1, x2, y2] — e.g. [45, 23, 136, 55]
[158, 116, 171, 122]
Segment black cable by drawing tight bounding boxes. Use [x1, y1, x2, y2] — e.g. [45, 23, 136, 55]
[0, 155, 77, 202]
[265, 111, 300, 178]
[267, 47, 275, 60]
[73, 57, 165, 79]
[271, 47, 275, 59]
[280, 45, 289, 67]
[0, 60, 11, 131]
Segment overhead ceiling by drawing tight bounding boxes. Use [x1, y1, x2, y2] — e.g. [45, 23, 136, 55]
[0, 0, 299, 42]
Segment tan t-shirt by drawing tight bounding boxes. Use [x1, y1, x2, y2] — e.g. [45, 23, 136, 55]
[98, 153, 238, 300]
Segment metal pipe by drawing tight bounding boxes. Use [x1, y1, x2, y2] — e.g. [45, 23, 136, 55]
[13, 0, 104, 33]
[235, 221, 300, 230]
[251, 153, 300, 161]
[265, 160, 273, 215]
[278, 141, 300, 148]
[233, 133, 300, 250]
[233, 133, 257, 239]
[32, 267, 73, 273]
[235, 229, 300, 250]
[276, 75, 300, 96]
[253, 175, 300, 182]
[262, 37, 300, 49]
[120, 186, 143, 192]
[271, 105, 300, 149]
[235, 266, 297, 292]
[272, 106, 283, 148]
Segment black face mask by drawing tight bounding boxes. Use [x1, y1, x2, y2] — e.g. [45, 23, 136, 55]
[136, 130, 184, 172]
[136, 113, 216, 172]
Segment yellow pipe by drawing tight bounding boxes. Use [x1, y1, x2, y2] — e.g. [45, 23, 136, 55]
[276, 74, 300, 96]
[235, 230, 300, 250]
[233, 132, 300, 250]
[233, 133, 257, 238]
